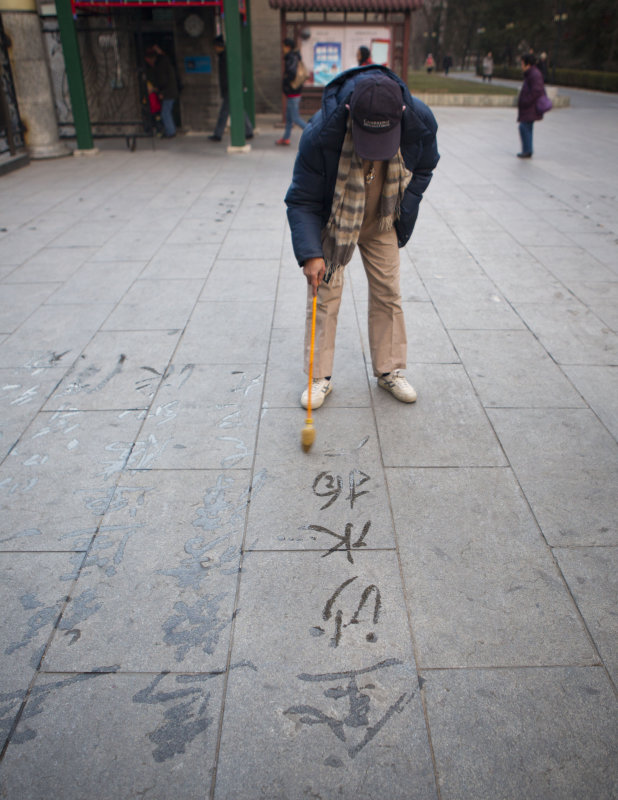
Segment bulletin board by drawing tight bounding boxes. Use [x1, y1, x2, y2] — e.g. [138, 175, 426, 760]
[299, 25, 392, 86]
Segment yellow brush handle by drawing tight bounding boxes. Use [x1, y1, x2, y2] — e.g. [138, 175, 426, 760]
[306, 292, 317, 420]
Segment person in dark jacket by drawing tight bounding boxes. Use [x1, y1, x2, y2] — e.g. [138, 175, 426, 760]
[285, 66, 439, 408]
[517, 53, 545, 158]
[357, 46, 372, 66]
[209, 35, 254, 142]
[145, 45, 179, 138]
[276, 38, 307, 146]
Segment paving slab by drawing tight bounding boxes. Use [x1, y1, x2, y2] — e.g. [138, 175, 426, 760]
[101, 278, 204, 331]
[450, 329, 586, 408]
[215, 549, 437, 799]
[527, 244, 616, 284]
[272, 275, 310, 328]
[215, 658, 437, 800]
[0, 409, 145, 550]
[589, 303, 618, 332]
[43, 469, 253, 672]
[201, 258, 279, 302]
[138, 364, 263, 470]
[410, 244, 483, 280]
[174, 300, 273, 364]
[140, 242, 219, 280]
[248, 407, 392, 551]
[513, 299, 618, 365]
[0, 367, 65, 461]
[184, 193, 241, 222]
[45, 260, 146, 305]
[44, 329, 182, 410]
[469, 238, 571, 304]
[562, 364, 618, 438]
[0, 552, 75, 750]
[217, 227, 286, 261]
[0, 302, 114, 370]
[488, 408, 618, 546]
[553, 546, 618, 684]
[230, 200, 287, 231]
[423, 274, 525, 331]
[387, 467, 596, 668]
[565, 230, 618, 269]
[4, 246, 97, 283]
[48, 219, 122, 248]
[494, 215, 573, 248]
[92, 225, 176, 262]
[567, 279, 618, 308]
[0, 283, 61, 335]
[165, 216, 231, 246]
[231, 551, 412, 670]
[0, 670, 226, 800]
[371, 364, 507, 467]
[422, 667, 618, 800]
[0, 229, 62, 266]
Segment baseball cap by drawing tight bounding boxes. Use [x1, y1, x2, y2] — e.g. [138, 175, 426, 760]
[349, 73, 403, 160]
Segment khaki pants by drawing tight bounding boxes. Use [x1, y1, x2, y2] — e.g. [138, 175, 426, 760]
[304, 162, 407, 378]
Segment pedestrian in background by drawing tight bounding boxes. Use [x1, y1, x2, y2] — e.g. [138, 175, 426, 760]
[144, 45, 179, 139]
[424, 53, 435, 73]
[357, 46, 372, 66]
[517, 52, 546, 158]
[209, 35, 254, 143]
[482, 52, 494, 82]
[285, 67, 439, 408]
[276, 38, 307, 146]
[442, 53, 453, 75]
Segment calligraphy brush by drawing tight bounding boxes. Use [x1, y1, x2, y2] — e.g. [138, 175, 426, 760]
[301, 292, 317, 452]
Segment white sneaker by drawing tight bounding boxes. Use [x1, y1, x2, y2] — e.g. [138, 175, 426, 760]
[301, 378, 332, 409]
[377, 370, 417, 403]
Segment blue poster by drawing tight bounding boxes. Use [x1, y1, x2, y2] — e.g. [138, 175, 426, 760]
[184, 56, 211, 75]
[313, 42, 342, 86]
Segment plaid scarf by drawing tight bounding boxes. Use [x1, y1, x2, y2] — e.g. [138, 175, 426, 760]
[321, 119, 411, 281]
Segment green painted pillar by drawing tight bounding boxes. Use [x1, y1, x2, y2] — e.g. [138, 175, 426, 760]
[55, 0, 93, 150]
[222, 0, 246, 148]
[241, 0, 255, 127]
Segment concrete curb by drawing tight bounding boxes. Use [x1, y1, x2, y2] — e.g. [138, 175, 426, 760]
[413, 93, 570, 107]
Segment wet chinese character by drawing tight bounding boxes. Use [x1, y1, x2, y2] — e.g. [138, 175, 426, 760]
[311, 576, 382, 647]
[306, 520, 371, 563]
[133, 662, 256, 763]
[312, 470, 371, 510]
[161, 593, 230, 662]
[284, 659, 411, 761]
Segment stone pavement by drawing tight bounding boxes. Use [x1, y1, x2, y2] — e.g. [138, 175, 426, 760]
[0, 96, 616, 800]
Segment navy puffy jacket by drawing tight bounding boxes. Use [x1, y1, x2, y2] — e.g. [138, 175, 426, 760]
[285, 65, 439, 267]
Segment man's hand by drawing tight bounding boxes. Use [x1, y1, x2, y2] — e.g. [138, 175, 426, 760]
[303, 257, 325, 296]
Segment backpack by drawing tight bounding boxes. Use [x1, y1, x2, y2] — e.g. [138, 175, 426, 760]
[290, 58, 308, 90]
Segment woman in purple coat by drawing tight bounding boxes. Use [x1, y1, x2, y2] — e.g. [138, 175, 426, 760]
[517, 53, 545, 158]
